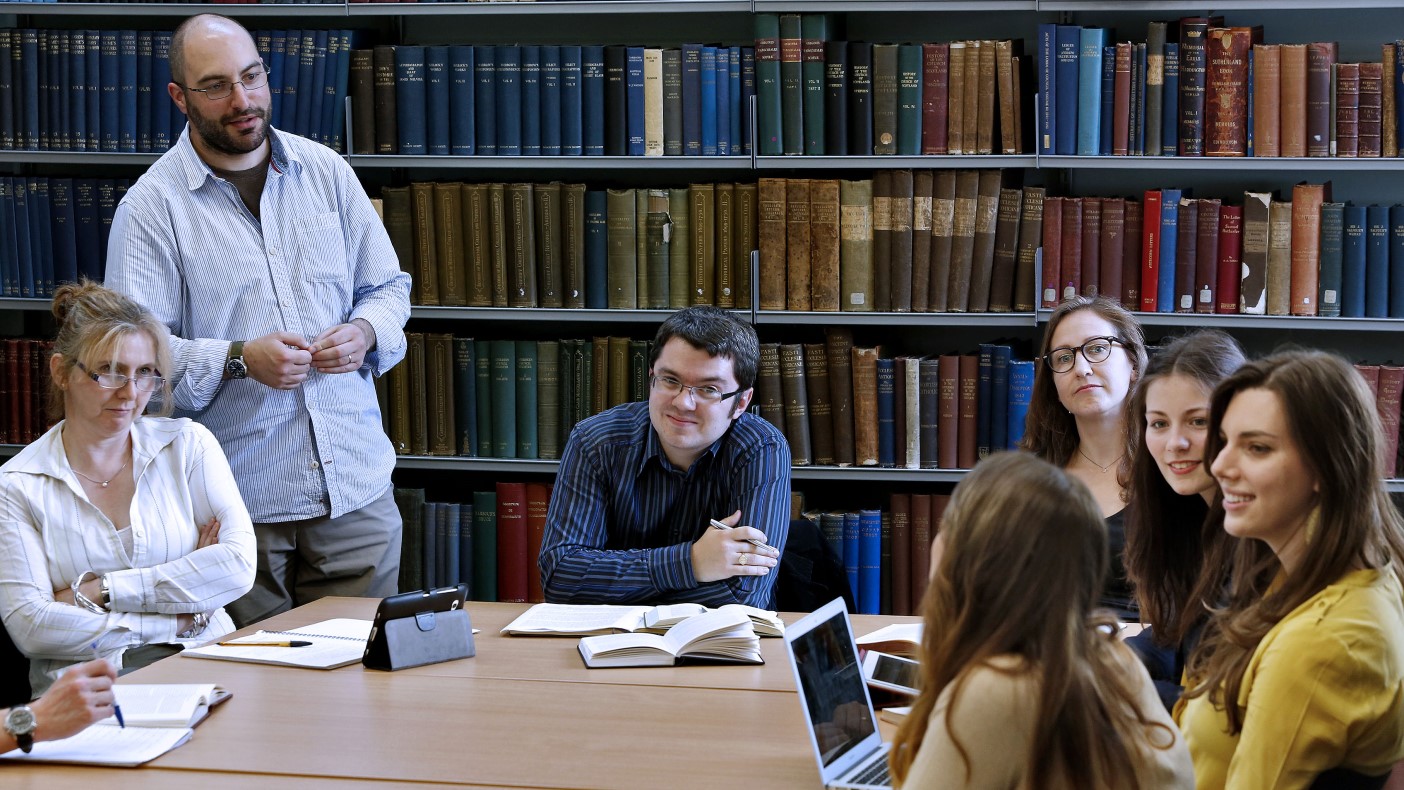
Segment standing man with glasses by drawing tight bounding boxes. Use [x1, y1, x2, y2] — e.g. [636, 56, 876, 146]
[540, 306, 791, 608]
[103, 14, 411, 627]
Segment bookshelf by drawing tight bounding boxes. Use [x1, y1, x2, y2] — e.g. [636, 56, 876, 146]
[3, 1, 1404, 494]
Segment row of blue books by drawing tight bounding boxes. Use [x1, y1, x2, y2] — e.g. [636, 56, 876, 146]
[371, 43, 756, 157]
[0, 177, 132, 300]
[0, 28, 352, 153]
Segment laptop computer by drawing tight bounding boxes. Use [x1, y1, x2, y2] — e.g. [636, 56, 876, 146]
[784, 598, 894, 790]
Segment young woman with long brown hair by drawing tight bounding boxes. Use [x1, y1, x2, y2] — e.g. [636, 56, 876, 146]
[1122, 330, 1246, 707]
[888, 452, 1192, 789]
[1022, 295, 1148, 620]
[1178, 350, 1404, 787]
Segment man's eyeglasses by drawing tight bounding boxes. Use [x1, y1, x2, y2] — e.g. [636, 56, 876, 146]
[650, 374, 744, 404]
[1042, 336, 1124, 373]
[177, 63, 270, 101]
[76, 361, 165, 392]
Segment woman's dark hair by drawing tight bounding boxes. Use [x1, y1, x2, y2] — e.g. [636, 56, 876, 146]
[1122, 330, 1246, 645]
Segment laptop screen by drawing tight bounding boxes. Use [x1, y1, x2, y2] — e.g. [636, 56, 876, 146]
[788, 601, 880, 770]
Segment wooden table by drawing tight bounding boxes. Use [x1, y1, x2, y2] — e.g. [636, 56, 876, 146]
[3, 598, 918, 789]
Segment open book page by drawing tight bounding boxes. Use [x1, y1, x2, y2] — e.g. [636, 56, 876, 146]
[660, 607, 759, 660]
[500, 604, 650, 636]
[183, 618, 372, 669]
[855, 623, 923, 657]
[97, 684, 223, 728]
[0, 725, 192, 767]
[641, 603, 785, 636]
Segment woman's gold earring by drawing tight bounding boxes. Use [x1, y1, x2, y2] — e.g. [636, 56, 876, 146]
[1304, 505, 1322, 546]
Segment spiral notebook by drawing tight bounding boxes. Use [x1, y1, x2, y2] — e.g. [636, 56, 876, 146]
[183, 618, 373, 670]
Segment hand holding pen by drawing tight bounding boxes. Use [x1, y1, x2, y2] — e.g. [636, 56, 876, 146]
[28, 658, 118, 742]
[690, 510, 781, 583]
[88, 643, 123, 729]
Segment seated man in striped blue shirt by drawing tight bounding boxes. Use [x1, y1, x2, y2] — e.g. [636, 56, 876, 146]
[540, 306, 792, 609]
[104, 14, 411, 627]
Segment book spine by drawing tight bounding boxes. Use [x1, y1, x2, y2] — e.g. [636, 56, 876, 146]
[1318, 203, 1344, 318]
[582, 45, 605, 156]
[1178, 18, 1209, 156]
[1194, 198, 1220, 313]
[848, 42, 874, 155]
[1215, 205, 1244, 314]
[801, 15, 828, 155]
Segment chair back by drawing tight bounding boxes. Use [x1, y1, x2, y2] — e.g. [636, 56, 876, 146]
[1310, 766, 1390, 790]
[775, 517, 856, 613]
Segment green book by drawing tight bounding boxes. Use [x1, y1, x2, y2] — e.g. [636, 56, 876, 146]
[754, 13, 783, 156]
[800, 14, 830, 155]
[471, 490, 498, 602]
[629, 339, 651, 403]
[559, 338, 579, 441]
[537, 340, 561, 460]
[490, 338, 517, 459]
[634, 189, 651, 309]
[474, 339, 493, 457]
[606, 188, 638, 308]
[515, 339, 539, 460]
[644, 189, 670, 309]
[453, 337, 477, 457]
[895, 44, 923, 156]
[871, 43, 899, 156]
[393, 488, 426, 594]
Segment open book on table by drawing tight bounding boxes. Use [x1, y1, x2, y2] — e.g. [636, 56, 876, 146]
[502, 602, 784, 637]
[855, 623, 923, 658]
[577, 607, 763, 668]
[182, 618, 373, 669]
[0, 683, 230, 767]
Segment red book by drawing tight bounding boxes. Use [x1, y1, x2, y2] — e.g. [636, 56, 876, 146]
[1113, 43, 1132, 155]
[890, 493, 911, 616]
[494, 482, 529, 603]
[1122, 198, 1143, 310]
[1059, 197, 1083, 302]
[1140, 190, 1163, 311]
[937, 355, 959, 469]
[1080, 197, 1102, 297]
[1378, 366, 1403, 478]
[1040, 197, 1063, 308]
[525, 482, 551, 603]
[1215, 205, 1244, 313]
[910, 494, 931, 607]
[1290, 182, 1328, 316]
[956, 355, 978, 469]
[17, 340, 32, 444]
[4, 340, 18, 444]
[1194, 199, 1221, 313]
[921, 43, 950, 155]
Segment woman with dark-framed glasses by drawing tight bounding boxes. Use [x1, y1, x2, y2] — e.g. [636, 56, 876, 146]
[1021, 295, 1148, 621]
[0, 281, 254, 695]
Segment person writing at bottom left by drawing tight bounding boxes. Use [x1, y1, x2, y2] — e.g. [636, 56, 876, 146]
[2, 659, 118, 754]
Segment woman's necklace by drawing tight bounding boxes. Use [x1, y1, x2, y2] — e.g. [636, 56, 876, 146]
[71, 458, 130, 488]
[1077, 447, 1122, 473]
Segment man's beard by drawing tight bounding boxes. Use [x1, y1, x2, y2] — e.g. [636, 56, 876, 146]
[188, 103, 270, 157]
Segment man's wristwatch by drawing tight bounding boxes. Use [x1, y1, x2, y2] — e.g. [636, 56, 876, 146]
[5, 705, 36, 753]
[224, 341, 248, 381]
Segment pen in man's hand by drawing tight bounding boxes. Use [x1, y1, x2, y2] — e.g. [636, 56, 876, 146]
[216, 640, 313, 647]
[91, 641, 124, 728]
[709, 519, 778, 554]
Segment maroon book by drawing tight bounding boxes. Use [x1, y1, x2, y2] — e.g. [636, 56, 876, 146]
[1194, 199, 1221, 313]
[1040, 197, 1063, 309]
[921, 43, 950, 155]
[495, 482, 529, 603]
[1215, 206, 1244, 313]
[1080, 197, 1102, 297]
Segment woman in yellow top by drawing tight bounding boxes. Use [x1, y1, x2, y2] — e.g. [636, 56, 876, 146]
[888, 452, 1193, 789]
[1177, 350, 1404, 788]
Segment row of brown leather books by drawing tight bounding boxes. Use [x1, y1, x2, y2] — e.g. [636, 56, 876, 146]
[375, 181, 755, 310]
[757, 170, 1045, 313]
[0, 338, 52, 446]
[755, 329, 1026, 469]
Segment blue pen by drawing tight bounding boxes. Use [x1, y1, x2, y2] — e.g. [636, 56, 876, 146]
[91, 641, 124, 729]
